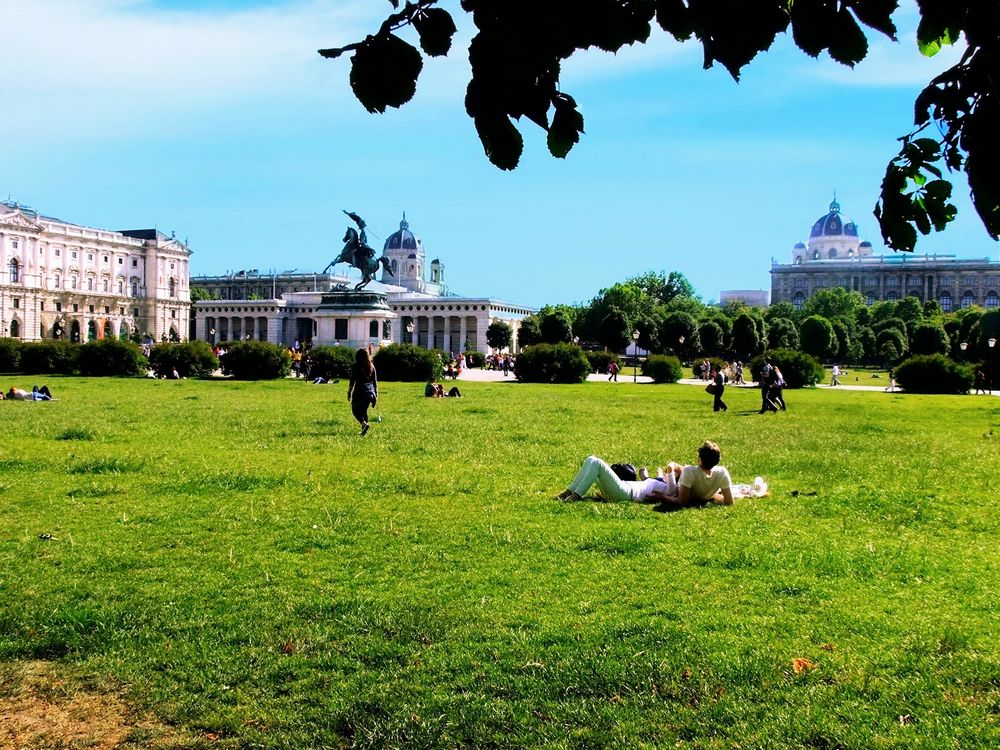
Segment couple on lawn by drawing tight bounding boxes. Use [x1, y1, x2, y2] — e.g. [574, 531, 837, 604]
[557, 440, 767, 509]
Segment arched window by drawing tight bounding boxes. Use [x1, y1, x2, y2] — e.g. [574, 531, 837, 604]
[369, 320, 379, 338]
[793, 292, 805, 310]
[961, 291, 975, 309]
[986, 291, 999, 309]
[886, 291, 899, 301]
[938, 291, 952, 312]
[794, 256, 802, 265]
[813, 250, 820, 260]
[847, 249, 855, 258]
[828, 248, 837, 259]
[866, 293, 876, 305]
[88, 321, 98, 341]
[390, 259, 398, 275]
[9, 319, 20, 338]
[8, 259, 19, 282]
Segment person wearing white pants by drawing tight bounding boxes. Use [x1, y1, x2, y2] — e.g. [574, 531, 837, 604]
[557, 456, 679, 502]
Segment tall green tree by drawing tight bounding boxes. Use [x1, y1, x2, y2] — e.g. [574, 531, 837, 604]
[324, 1, 1000, 251]
[518, 315, 542, 347]
[800, 315, 836, 361]
[767, 318, 799, 351]
[597, 308, 633, 353]
[486, 320, 513, 351]
[731, 313, 763, 360]
[659, 312, 699, 358]
[804, 288, 865, 322]
[539, 310, 574, 344]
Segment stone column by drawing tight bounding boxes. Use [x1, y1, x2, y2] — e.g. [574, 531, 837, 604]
[459, 316, 467, 353]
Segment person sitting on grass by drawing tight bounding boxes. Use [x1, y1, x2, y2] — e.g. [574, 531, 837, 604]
[657, 440, 767, 508]
[425, 381, 445, 398]
[557, 456, 682, 503]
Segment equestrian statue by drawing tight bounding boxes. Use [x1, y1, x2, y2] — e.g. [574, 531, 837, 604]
[324, 210, 394, 290]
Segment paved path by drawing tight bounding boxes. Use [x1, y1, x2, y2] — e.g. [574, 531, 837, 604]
[455, 369, 999, 395]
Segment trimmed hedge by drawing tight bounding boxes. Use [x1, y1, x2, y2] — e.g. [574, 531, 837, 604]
[0, 339, 21, 373]
[305, 345, 355, 381]
[895, 354, 974, 394]
[374, 343, 443, 382]
[514, 344, 591, 383]
[586, 351, 619, 374]
[642, 355, 683, 383]
[18, 341, 79, 375]
[221, 341, 292, 380]
[77, 339, 148, 377]
[749, 348, 825, 388]
[148, 341, 219, 378]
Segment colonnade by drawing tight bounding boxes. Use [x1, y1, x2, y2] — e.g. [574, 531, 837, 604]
[397, 314, 485, 354]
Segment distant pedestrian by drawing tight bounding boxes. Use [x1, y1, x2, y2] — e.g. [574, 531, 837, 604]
[608, 361, 619, 382]
[886, 367, 896, 392]
[710, 366, 727, 412]
[831, 365, 840, 386]
[975, 369, 987, 395]
[759, 358, 773, 413]
[347, 347, 378, 436]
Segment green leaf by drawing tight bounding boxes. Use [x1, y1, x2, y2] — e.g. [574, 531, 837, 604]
[547, 93, 585, 158]
[413, 7, 457, 57]
[846, 0, 897, 41]
[349, 33, 423, 113]
[924, 179, 952, 202]
[475, 114, 523, 170]
[655, 0, 695, 40]
[827, 7, 868, 66]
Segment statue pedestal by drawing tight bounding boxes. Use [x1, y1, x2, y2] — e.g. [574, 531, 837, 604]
[314, 289, 396, 349]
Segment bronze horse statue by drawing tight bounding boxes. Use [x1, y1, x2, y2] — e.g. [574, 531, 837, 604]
[324, 211, 394, 290]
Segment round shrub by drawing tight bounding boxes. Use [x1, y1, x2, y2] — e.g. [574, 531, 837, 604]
[642, 354, 683, 383]
[77, 338, 148, 377]
[514, 344, 591, 383]
[0, 339, 22, 373]
[464, 350, 485, 368]
[18, 341, 79, 375]
[221, 341, 292, 380]
[586, 351, 619, 374]
[909, 322, 949, 356]
[148, 341, 219, 378]
[305, 345, 355, 381]
[749, 348, 824, 388]
[374, 343, 443, 381]
[895, 354, 974, 394]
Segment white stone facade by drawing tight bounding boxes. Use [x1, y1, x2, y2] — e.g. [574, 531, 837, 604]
[772, 198, 1000, 311]
[0, 201, 191, 342]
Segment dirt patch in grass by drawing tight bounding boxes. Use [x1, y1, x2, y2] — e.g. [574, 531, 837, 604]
[0, 661, 197, 749]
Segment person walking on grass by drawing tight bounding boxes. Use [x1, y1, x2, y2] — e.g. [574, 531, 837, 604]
[710, 365, 727, 412]
[831, 364, 841, 386]
[347, 347, 378, 436]
[608, 360, 620, 382]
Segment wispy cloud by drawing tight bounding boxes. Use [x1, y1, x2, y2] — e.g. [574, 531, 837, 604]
[0, 0, 381, 139]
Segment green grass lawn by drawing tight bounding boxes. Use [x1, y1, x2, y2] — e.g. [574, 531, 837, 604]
[2, 377, 999, 748]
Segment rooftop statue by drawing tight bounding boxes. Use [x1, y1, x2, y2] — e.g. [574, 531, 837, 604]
[324, 210, 395, 290]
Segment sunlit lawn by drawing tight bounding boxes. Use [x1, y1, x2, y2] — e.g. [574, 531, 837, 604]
[1, 376, 999, 748]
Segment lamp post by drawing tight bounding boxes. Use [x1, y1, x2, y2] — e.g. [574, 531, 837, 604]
[632, 330, 640, 383]
[406, 320, 415, 346]
[990, 337, 997, 394]
[960, 341, 968, 360]
[678, 335, 685, 360]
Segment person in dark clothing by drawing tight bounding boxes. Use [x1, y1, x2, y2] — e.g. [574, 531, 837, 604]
[759, 358, 773, 413]
[711, 366, 727, 412]
[347, 348, 378, 436]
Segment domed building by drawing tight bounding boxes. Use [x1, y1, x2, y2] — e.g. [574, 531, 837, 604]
[791, 198, 873, 264]
[379, 214, 447, 295]
[771, 196, 1000, 311]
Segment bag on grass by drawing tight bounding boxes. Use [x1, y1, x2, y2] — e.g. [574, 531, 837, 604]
[610, 463, 637, 481]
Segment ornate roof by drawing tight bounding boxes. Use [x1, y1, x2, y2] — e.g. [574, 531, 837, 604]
[809, 197, 858, 238]
[384, 213, 419, 251]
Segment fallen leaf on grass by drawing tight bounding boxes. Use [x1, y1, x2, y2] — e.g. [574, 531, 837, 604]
[898, 714, 913, 726]
[681, 667, 693, 680]
[792, 657, 817, 674]
[820, 643, 835, 651]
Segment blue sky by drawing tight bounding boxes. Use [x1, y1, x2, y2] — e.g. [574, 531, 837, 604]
[2, 1, 997, 309]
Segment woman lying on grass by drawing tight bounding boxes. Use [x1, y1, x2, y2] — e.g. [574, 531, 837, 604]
[558, 440, 766, 507]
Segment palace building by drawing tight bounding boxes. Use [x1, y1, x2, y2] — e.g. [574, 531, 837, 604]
[0, 200, 191, 343]
[770, 198, 1000, 311]
[190, 215, 535, 352]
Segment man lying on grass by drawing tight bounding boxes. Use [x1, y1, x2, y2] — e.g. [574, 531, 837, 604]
[558, 440, 766, 507]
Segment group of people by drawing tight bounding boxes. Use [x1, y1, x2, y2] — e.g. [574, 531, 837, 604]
[758, 358, 787, 413]
[696, 360, 745, 386]
[557, 440, 766, 509]
[484, 353, 513, 376]
[2, 385, 56, 401]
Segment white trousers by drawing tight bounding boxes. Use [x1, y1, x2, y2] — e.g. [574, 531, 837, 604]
[567, 456, 635, 501]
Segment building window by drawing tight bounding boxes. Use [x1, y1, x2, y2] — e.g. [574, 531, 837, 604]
[939, 291, 952, 312]
[132, 259, 138, 267]
[103, 256, 108, 263]
[885, 277, 899, 287]
[132, 282, 138, 296]
[13, 298, 20, 308]
[11, 239, 19, 249]
[168, 277, 176, 297]
[986, 291, 999, 309]
[961, 291, 975, 308]
[40, 302, 45, 311]
[8, 259, 19, 282]
[87, 253, 93, 261]
[105, 306, 110, 314]
[103, 279, 109, 292]
[886, 291, 899, 301]
[87, 278, 94, 291]
[71, 251, 78, 259]
[369, 320, 379, 338]
[866, 293, 876, 305]
[55, 302, 62, 312]
[118, 257, 123, 265]
[9, 320, 19, 338]
[118, 281, 124, 293]
[55, 248, 60, 257]
[334, 318, 348, 340]
[828, 248, 837, 259]
[793, 292, 805, 310]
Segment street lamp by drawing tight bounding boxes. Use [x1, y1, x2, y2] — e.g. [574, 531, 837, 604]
[406, 320, 415, 346]
[632, 330, 640, 383]
[678, 335, 685, 359]
[990, 338, 998, 393]
[960, 341, 968, 360]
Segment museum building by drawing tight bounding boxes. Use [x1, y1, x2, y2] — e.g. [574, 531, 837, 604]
[190, 215, 535, 352]
[0, 200, 192, 343]
[770, 198, 1000, 311]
